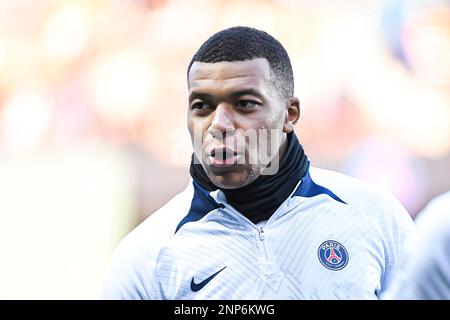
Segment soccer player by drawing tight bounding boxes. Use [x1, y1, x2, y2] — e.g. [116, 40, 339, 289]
[385, 191, 450, 299]
[101, 26, 415, 299]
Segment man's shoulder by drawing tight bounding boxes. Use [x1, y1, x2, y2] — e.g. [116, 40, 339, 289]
[414, 190, 450, 236]
[101, 181, 195, 299]
[310, 166, 399, 206]
[418, 191, 450, 221]
[120, 181, 195, 251]
[308, 166, 413, 228]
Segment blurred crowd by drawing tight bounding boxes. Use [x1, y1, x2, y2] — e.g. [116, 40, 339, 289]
[0, 0, 449, 298]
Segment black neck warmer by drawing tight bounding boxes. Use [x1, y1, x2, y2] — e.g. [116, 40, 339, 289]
[189, 132, 308, 224]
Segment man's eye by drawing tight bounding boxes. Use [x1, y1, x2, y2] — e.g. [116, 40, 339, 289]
[237, 100, 258, 108]
[191, 102, 211, 110]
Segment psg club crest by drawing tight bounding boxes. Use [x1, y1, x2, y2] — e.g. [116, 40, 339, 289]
[318, 240, 349, 271]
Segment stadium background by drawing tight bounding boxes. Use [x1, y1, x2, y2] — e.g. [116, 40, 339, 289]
[0, 0, 449, 298]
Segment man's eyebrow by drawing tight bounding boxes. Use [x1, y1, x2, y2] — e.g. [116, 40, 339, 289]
[189, 89, 265, 102]
[189, 92, 214, 103]
[230, 89, 265, 100]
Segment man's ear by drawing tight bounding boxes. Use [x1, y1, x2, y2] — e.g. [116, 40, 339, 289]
[283, 97, 300, 133]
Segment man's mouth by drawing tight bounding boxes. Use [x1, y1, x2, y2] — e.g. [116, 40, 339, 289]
[208, 147, 238, 167]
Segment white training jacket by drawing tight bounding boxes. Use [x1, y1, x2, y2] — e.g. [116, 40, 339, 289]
[384, 191, 450, 300]
[101, 164, 415, 299]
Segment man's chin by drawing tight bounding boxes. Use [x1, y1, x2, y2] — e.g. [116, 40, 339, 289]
[208, 169, 250, 189]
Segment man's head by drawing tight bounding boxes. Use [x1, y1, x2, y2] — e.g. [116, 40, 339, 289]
[187, 26, 300, 189]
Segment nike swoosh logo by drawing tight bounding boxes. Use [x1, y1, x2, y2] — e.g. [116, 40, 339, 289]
[190, 266, 227, 292]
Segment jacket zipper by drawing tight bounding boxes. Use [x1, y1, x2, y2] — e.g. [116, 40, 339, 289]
[259, 226, 270, 262]
[259, 227, 265, 241]
[217, 202, 271, 263]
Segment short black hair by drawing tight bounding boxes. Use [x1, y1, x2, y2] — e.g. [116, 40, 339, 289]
[187, 26, 294, 99]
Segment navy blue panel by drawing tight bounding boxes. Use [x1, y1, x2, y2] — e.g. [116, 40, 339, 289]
[175, 181, 224, 233]
[293, 162, 346, 205]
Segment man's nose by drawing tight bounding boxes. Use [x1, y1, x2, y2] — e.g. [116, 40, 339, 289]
[208, 103, 235, 138]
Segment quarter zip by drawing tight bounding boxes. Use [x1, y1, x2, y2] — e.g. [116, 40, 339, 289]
[209, 178, 303, 230]
[259, 227, 265, 241]
[258, 226, 270, 263]
[209, 181, 302, 288]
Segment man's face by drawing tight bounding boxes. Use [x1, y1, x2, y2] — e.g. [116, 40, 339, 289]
[187, 58, 289, 189]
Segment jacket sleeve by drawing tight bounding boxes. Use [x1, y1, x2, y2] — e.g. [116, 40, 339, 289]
[376, 189, 416, 299]
[384, 192, 450, 299]
[100, 229, 154, 300]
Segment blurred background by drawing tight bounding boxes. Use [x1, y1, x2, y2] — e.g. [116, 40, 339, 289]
[0, 0, 448, 299]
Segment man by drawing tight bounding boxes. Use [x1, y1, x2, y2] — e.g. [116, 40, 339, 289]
[101, 26, 415, 299]
[385, 191, 450, 300]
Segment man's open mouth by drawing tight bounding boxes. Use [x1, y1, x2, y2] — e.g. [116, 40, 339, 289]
[209, 147, 238, 166]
